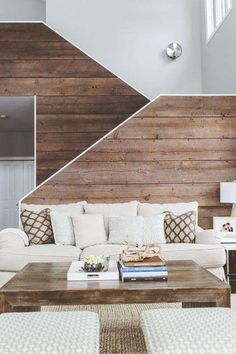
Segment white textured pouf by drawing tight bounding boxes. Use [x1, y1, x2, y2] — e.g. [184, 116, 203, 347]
[0, 311, 99, 354]
[141, 308, 236, 354]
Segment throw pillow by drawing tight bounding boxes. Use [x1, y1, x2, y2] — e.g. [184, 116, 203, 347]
[143, 214, 166, 245]
[108, 216, 143, 247]
[72, 214, 107, 249]
[21, 208, 54, 245]
[50, 211, 75, 246]
[164, 211, 196, 243]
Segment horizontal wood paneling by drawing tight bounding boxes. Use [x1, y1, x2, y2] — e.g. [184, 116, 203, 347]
[36, 96, 146, 115]
[0, 78, 140, 96]
[0, 60, 113, 77]
[24, 96, 236, 228]
[0, 23, 148, 184]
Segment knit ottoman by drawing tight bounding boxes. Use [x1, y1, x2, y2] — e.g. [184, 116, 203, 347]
[0, 311, 99, 354]
[141, 308, 236, 354]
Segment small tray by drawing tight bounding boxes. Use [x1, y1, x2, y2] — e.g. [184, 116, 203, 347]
[67, 260, 119, 281]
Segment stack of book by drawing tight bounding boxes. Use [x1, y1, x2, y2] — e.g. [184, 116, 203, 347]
[118, 256, 168, 282]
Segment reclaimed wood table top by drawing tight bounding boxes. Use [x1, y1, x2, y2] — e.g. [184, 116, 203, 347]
[0, 260, 230, 310]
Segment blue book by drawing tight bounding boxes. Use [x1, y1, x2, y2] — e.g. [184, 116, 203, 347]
[119, 261, 167, 273]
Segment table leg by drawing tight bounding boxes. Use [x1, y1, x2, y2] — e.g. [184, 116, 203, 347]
[0, 294, 13, 314]
[0, 294, 41, 313]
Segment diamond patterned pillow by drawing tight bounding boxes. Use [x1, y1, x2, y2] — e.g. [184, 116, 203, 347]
[164, 211, 196, 243]
[21, 208, 54, 245]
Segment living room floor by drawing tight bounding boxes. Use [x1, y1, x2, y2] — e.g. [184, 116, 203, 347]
[42, 295, 236, 354]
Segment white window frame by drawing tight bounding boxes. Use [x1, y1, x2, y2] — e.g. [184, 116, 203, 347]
[205, 0, 232, 43]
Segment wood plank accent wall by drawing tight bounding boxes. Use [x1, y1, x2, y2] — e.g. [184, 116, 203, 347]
[0, 23, 148, 184]
[23, 96, 236, 229]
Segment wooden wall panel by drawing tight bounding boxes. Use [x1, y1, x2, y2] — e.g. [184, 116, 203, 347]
[0, 23, 148, 184]
[24, 96, 236, 229]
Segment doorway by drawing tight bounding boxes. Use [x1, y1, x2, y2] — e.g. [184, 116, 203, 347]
[0, 96, 35, 229]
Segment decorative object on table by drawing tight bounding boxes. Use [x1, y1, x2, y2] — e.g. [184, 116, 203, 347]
[121, 244, 163, 263]
[67, 259, 119, 281]
[118, 244, 168, 282]
[213, 216, 236, 237]
[83, 255, 109, 272]
[220, 181, 236, 216]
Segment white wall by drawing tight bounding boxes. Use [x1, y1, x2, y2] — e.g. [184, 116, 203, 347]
[46, 0, 202, 99]
[201, 0, 236, 93]
[0, 0, 46, 21]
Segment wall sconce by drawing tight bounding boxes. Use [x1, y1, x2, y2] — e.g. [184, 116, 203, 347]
[166, 43, 182, 59]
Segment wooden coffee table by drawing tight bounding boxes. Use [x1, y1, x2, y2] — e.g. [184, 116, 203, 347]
[0, 260, 231, 313]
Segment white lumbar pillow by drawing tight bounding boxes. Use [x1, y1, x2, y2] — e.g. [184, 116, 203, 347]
[143, 214, 166, 245]
[50, 211, 75, 246]
[108, 216, 143, 247]
[72, 214, 107, 249]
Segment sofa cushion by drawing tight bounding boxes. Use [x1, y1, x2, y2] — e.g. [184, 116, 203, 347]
[0, 245, 81, 272]
[21, 201, 86, 215]
[138, 201, 199, 224]
[143, 215, 166, 245]
[73, 214, 107, 249]
[80, 243, 226, 269]
[108, 216, 143, 247]
[84, 201, 138, 233]
[51, 211, 75, 246]
[161, 243, 226, 268]
[21, 208, 54, 245]
[164, 211, 196, 243]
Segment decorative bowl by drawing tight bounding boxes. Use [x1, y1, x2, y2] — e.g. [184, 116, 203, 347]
[82, 255, 110, 272]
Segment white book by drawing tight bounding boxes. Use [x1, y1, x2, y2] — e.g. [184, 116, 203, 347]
[67, 260, 119, 281]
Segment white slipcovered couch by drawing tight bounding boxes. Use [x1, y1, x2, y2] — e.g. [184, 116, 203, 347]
[0, 201, 226, 287]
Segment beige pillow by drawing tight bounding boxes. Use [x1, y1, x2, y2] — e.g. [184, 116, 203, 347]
[72, 214, 107, 249]
[21, 208, 54, 245]
[164, 211, 196, 243]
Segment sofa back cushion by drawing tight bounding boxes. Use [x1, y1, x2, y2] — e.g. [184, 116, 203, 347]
[138, 202, 199, 224]
[84, 201, 138, 234]
[21, 201, 86, 215]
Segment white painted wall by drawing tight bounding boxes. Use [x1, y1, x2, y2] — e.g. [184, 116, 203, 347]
[46, 0, 202, 99]
[201, 0, 236, 93]
[0, 0, 46, 21]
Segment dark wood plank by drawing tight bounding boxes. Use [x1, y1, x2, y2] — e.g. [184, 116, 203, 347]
[0, 42, 87, 60]
[0, 59, 114, 78]
[37, 95, 148, 115]
[0, 78, 140, 96]
[0, 23, 64, 42]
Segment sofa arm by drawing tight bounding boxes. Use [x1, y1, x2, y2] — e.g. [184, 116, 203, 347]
[0, 228, 29, 248]
[195, 229, 222, 244]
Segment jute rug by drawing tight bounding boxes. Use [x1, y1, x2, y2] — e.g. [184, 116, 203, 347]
[42, 295, 236, 354]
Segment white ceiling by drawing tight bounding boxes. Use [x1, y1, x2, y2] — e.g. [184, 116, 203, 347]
[0, 97, 34, 132]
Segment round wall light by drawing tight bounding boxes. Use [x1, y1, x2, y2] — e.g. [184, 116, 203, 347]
[166, 43, 182, 59]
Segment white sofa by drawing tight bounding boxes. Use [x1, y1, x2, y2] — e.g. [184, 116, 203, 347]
[0, 201, 226, 286]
